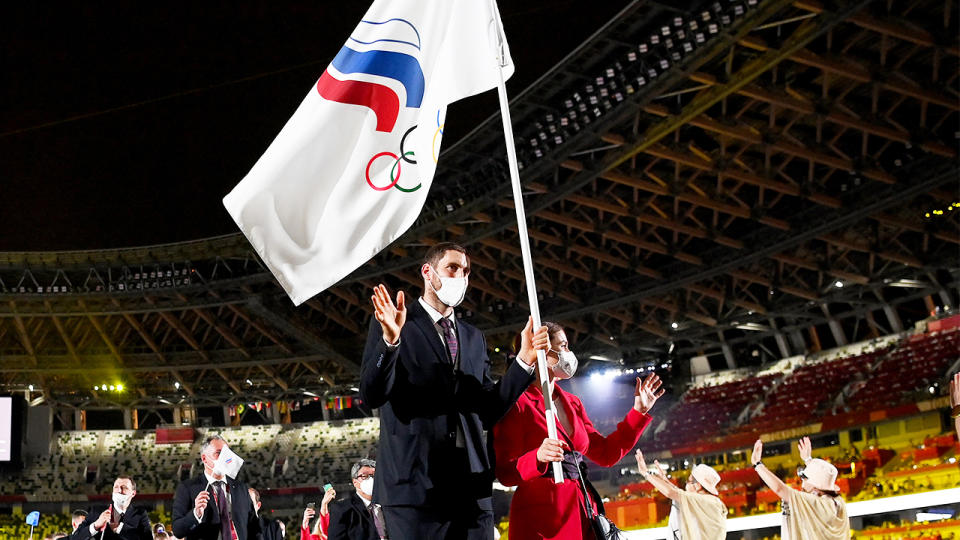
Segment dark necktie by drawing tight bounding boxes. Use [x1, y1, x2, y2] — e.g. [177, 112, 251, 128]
[214, 482, 231, 540]
[438, 318, 458, 363]
[367, 503, 387, 539]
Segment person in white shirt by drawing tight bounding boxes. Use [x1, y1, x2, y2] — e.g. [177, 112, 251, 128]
[751, 436, 850, 540]
[171, 436, 259, 540]
[635, 450, 727, 540]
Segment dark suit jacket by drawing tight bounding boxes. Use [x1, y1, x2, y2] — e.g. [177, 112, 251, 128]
[256, 517, 283, 540]
[71, 505, 152, 540]
[360, 298, 534, 507]
[327, 494, 378, 540]
[172, 475, 259, 540]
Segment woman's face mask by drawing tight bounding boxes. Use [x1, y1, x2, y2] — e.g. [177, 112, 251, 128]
[552, 350, 578, 378]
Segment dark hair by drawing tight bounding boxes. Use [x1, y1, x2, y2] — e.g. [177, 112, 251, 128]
[116, 475, 137, 492]
[201, 434, 226, 455]
[71, 510, 88, 519]
[423, 242, 467, 270]
[543, 321, 565, 347]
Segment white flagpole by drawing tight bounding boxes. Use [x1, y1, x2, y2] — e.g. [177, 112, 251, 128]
[489, 0, 564, 485]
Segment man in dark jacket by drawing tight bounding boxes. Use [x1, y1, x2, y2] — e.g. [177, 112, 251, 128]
[247, 487, 284, 540]
[327, 459, 381, 540]
[71, 476, 152, 540]
[361, 243, 546, 540]
[172, 435, 259, 540]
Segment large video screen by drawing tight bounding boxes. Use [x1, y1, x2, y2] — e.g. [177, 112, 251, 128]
[0, 397, 11, 461]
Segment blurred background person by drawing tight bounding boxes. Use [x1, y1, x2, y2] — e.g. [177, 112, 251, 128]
[72, 476, 152, 540]
[301, 486, 337, 540]
[326, 459, 383, 540]
[635, 450, 726, 540]
[71, 511, 88, 534]
[248, 488, 284, 540]
[751, 436, 850, 539]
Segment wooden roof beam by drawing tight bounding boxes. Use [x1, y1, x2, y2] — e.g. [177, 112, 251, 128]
[144, 297, 210, 360]
[45, 301, 80, 363]
[794, 0, 960, 55]
[214, 368, 244, 395]
[563, 193, 745, 250]
[588, 167, 791, 231]
[191, 307, 251, 359]
[79, 301, 124, 365]
[737, 37, 959, 111]
[170, 370, 196, 397]
[819, 234, 924, 268]
[224, 304, 294, 356]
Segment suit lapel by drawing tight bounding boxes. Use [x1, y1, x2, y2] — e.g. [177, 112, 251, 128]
[352, 494, 375, 529]
[407, 299, 447, 362]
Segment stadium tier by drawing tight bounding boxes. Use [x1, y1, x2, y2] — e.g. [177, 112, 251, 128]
[1, 419, 379, 499]
[638, 325, 959, 456]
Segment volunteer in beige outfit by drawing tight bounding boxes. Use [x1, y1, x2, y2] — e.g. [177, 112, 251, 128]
[750, 436, 850, 540]
[634, 450, 726, 540]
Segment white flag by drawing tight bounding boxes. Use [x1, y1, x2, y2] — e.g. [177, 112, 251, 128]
[223, 0, 514, 305]
[211, 445, 244, 479]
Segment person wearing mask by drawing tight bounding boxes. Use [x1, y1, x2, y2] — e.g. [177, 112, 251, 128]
[326, 459, 383, 540]
[635, 450, 727, 539]
[301, 486, 337, 540]
[71, 476, 152, 540]
[493, 322, 664, 539]
[361, 243, 548, 540]
[751, 436, 850, 539]
[172, 435, 260, 540]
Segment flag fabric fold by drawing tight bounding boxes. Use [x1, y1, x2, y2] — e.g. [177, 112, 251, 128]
[223, 0, 513, 305]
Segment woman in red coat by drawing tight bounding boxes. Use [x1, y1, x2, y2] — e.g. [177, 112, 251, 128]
[493, 322, 664, 539]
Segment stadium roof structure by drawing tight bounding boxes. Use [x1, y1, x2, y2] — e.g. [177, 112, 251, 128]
[0, 0, 957, 409]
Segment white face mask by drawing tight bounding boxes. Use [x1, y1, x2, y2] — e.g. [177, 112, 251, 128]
[429, 266, 467, 308]
[112, 492, 132, 511]
[550, 351, 578, 378]
[359, 477, 374, 496]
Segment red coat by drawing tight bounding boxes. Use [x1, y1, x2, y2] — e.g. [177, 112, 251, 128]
[493, 384, 652, 539]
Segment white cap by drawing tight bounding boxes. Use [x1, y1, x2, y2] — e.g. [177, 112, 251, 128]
[800, 459, 840, 492]
[690, 464, 720, 495]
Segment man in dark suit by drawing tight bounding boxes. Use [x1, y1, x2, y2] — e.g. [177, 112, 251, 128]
[71, 476, 152, 540]
[172, 435, 259, 540]
[361, 243, 547, 540]
[327, 459, 382, 540]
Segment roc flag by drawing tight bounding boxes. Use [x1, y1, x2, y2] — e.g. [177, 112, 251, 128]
[223, 0, 514, 304]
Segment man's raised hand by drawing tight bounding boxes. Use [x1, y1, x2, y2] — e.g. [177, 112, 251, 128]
[371, 284, 406, 345]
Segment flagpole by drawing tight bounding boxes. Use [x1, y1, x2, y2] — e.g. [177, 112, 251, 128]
[489, 1, 564, 485]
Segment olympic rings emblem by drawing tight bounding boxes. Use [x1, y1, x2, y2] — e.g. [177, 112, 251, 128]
[364, 112, 445, 193]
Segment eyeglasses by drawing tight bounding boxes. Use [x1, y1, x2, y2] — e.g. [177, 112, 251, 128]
[355, 473, 375, 480]
[797, 466, 808, 480]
